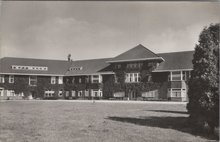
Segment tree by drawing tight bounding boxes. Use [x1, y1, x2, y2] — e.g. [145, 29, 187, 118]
[187, 23, 219, 133]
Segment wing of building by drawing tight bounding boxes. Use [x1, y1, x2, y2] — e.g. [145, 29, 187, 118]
[0, 44, 194, 101]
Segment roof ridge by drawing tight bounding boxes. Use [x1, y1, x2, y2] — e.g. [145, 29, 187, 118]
[157, 50, 194, 55]
[138, 44, 160, 57]
[1, 57, 68, 62]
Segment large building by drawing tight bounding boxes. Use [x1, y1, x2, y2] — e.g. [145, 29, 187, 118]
[0, 44, 194, 101]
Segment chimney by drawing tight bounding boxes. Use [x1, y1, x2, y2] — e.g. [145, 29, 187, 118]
[68, 54, 71, 61]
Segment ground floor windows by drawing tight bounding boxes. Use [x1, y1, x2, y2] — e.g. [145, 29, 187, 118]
[91, 89, 102, 97]
[78, 90, 83, 97]
[71, 90, 76, 97]
[113, 92, 125, 98]
[58, 90, 63, 97]
[168, 88, 186, 98]
[142, 90, 158, 98]
[44, 90, 55, 97]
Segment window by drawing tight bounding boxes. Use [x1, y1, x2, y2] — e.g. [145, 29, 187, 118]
[71, 90, 76, 97]
[168, 71, 191, 81]
[85, 90, 89, 97]
[58, 90, 63, 97]
[168, 88, 186, 98]
[114, 74, 118, 83]
[9, 75, 14, 83]
[92, 75, 102, 83]
[78, 91, 83, 97]
[85, 76, 89, 83]
[7, 90, 15, 96]
[115, 64, 121, 69]
[69, 67, 83, 71]
[51, 76, 56, 84]
[79, 78, 82, 83]
[0, 75, 5, 83]
[125, 73, 140, 83]
[29, 76, 37, 86]
[127, 63, 142, 69]
[11, 65, 48, 71]
[58, 76, 63, 84]
[91, 89, 102, 97]
[44, 90, 55, 97]
[0, 89, 4, 96]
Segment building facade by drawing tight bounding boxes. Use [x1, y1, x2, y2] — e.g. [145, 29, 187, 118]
[0, 44, 194, 101]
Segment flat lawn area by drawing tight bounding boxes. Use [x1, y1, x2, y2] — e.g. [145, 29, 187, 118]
[0, 100, 217, 142]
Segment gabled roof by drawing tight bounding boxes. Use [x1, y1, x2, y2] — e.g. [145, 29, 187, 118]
[0, 57, 71, 76]
[65, 58, 114, 76]
[154, 51, 194, 72]
[107, 44, 164, 63]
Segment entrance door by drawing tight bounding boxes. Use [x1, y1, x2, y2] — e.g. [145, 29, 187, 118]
[128, 91, 137, 100]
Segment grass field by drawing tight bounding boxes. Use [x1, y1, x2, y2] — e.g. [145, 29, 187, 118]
[0, 100, 217, 142]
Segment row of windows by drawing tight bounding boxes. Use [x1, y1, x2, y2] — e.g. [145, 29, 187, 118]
[168, 88, 186, 98]
[0, 75, 14, 83]
[69, 67, 83, 71]
[168, 71, 191, 81]
[69, 75, 102, 84]
[51, 76, 63, 84]
[11, 65, 48, 71]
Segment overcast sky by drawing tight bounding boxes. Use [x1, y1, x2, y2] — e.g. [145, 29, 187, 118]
[0, 1, 219, 60]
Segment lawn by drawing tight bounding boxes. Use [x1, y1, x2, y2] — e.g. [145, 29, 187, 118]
[0, 100, 217, 142]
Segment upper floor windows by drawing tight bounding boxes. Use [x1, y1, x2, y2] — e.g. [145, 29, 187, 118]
[51, 76, 56, 84]
[9, 75, 14, 83]
[168, 71, 191, 81]
[58, 76, 63, 84]
[125, 73, 140, 83]
[91, 75, 102, 83]
[0, 75, 5, 83]
[12, 65, 48, 71]
[29, 76, 37, 86]
[126, 63, 143, 69]
[114, 64, 121, 69]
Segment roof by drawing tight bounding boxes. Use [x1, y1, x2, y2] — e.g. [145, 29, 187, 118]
[62, 58, 114, 76]
[154, 51, 194, 72]
[107, 44, 164, 63]
[0, 49, 194, 76]
[0, 57, 71, 76]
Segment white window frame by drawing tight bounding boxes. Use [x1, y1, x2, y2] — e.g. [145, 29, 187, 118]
[125, 73, 140, 83]
[91, 75, 102, 83]
[58, 76, 63, 84]
[29, 76, 37, 86]
[9, 75, 14, 83]
[78, 90, 83, 97]
[51, 76, 56, 84]
[168, 71, 190, 81]
[0, 75, 5, 83]
[44, 90, 55, 97]
[168, 88, 186, 98]
[91, 89, 102, 97]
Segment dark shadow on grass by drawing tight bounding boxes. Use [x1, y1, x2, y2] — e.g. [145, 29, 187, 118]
[146, 110, 188, 114]
[106, 116, 217, 140]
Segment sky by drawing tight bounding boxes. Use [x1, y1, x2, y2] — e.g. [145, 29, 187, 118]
[0, 1, 219, 60]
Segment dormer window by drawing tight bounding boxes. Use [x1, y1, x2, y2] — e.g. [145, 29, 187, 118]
[11, 65, 48, 71]
[69, 67, 83, 71]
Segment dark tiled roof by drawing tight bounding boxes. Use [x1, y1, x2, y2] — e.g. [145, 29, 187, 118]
[65, 58, 114, 76]
[0, 57, 71, 75]
[155, 51, 194, 71]
[107, 44, 163, 63]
